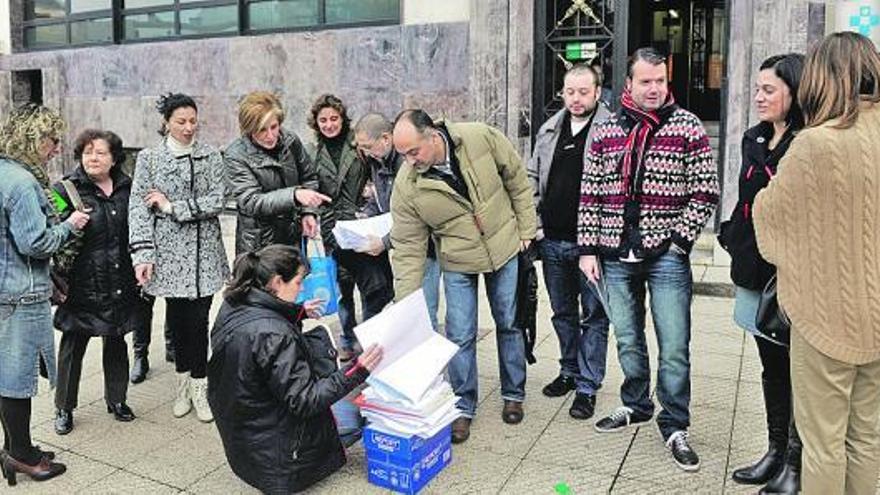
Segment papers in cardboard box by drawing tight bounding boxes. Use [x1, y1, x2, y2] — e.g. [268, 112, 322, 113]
[353, 289, 458, 403]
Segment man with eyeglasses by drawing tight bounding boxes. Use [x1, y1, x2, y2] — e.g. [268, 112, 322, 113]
[390, 109, 536, 444]
[353, 113, 441, 329]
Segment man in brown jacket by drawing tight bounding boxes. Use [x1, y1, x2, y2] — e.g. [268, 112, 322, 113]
[391, 109, 536, 443]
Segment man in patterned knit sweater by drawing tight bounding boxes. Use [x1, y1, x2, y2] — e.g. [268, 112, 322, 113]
[577, 47, 719, 472]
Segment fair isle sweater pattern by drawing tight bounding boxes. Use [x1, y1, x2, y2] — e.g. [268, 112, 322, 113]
[577, 108, 720, 257]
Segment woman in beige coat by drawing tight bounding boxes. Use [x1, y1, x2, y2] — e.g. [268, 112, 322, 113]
[754, 32, 880, 495]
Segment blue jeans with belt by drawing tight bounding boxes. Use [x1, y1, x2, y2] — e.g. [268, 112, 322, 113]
[539, 239, 610, 395]
[443, 256, 525, 418]
[602, 250, 692, 439]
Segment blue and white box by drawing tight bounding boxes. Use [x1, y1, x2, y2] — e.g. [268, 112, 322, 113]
[364, 425, 453, 494]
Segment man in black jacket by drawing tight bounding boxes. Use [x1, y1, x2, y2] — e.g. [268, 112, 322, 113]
[353, 113, 441, 330]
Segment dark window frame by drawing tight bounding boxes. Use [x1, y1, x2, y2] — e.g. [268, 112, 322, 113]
[19, 0, 401, 51]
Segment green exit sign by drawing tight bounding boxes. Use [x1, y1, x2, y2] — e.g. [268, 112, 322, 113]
[565, 42, 598, 61]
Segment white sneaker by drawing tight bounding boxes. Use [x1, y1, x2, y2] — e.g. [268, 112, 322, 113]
[173, 372, 192, 418]
[190, 377, 213, 423]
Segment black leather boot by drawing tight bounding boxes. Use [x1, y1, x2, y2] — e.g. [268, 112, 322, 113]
[760, 422, 801, 494]
[129, 345, 149, 384]
[732, 378, 789, 485]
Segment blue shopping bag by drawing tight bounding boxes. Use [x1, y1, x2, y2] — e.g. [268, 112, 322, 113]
[296, 238, 340, 316]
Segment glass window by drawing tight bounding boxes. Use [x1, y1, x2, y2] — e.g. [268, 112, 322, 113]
[249, 0, 319, 31]
[25, 24, 67, 48]
[326, 0, 398, 24]
[123, 0, 173, 8]
[71, 0, 111, 13]
[71, 17, 112, 43]
[26, 0, 66, 20]
[180, 6, 238, 36]
[124, 11, 176, 40]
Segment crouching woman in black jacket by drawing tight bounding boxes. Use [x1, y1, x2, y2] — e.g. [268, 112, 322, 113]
[207, 244, 382, 494]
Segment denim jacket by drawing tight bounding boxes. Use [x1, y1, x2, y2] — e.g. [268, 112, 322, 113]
[0, 157, 74, 305]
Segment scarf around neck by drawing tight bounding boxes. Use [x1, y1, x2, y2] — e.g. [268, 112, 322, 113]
[619, 89, 677, 197]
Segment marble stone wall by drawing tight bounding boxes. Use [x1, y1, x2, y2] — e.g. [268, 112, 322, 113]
[0, 22, 485, 176]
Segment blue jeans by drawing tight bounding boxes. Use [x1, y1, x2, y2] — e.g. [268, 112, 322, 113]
[422, 256, 441, 330]
[602, 250, 692, 439]
[539, 239, 610, 395]
[443, 256, 525, 417]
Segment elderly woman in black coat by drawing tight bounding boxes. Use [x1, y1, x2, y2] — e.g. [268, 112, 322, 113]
[208, 244, 382, 494]
[52, 129, 151, 435]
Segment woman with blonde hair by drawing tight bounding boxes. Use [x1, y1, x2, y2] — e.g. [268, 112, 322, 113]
[225, 91, 329, 255]
[0, 104, 89, 485]
[754, 31, 880, 494]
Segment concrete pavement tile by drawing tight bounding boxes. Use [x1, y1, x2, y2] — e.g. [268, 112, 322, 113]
[500, 458, 613, 494]
[32, 401, 123, 450]
[729, 410, 771, 458]
[687, 403, 735, 449]
[306, 447, 394, 494]
[79, 468, 181, 494]
[185, 464, 260, 494]
[419, 445, 520, 494]
[691, 350, 743, 381]
[70, 415, 189, 469]
[690, 375, 739, 412]
[521, 418, 630, 476]
[0, 452, 116, 493]
[464, 387, 565, 459]
[125, 369, 178, 417]
[616, 429, 726, 493]
[611, 476, 704, 494]
[732, 380, 766, 416]
[125, 429, 227, 489]
[703, 266, 732, 285]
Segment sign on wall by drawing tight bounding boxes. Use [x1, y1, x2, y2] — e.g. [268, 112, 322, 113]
[834, 0, 880, 46]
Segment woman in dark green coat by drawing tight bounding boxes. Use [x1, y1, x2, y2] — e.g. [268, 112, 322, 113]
[309, 94, 393, 358]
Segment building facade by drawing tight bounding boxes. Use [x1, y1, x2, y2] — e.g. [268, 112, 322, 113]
[0, 0, 872, 218]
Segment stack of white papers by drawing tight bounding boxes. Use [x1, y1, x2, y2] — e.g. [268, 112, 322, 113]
[331, 213, 393, 251]
[353, 290, 461, 437]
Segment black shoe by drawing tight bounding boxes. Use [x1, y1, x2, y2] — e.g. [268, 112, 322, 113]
[130, 353, 150, 384]
[732, 444, 785, 485]
[665, 430, 700, 472]
[542, 375, 575, 397]
[594, 406, 652, 433]
[502, 400, 524, 424]
[106, 402, 136, 422]
[569, 393, 596, 420]
[54, 410, 73, 436]
[451, 417, 472, 444]
[165, 348, 175, 363]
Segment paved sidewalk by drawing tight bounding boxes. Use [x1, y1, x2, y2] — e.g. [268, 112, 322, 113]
[16, 216, 878, 493]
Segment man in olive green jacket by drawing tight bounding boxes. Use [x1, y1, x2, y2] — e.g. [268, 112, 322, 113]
[391, 109, 537, 444]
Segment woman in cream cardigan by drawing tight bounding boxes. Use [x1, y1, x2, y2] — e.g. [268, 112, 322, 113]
[754, 31, 880, 495]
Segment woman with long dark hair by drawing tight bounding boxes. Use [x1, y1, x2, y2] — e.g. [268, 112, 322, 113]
[755, 31, 880, 495]
[128, 93, 229, 423]
[721, 53, 805, 494]
[0, 104, 89, 485]
[208, 244, 382, 494]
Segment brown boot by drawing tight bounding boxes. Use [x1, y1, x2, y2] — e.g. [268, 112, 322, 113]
[451, 417, 472, 444]
[502, 400, 524, 424]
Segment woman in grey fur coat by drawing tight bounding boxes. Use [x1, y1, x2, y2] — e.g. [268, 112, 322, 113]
[128, 93, 229, 423]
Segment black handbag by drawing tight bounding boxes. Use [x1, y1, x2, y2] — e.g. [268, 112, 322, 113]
[755, 274, 791, 347]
